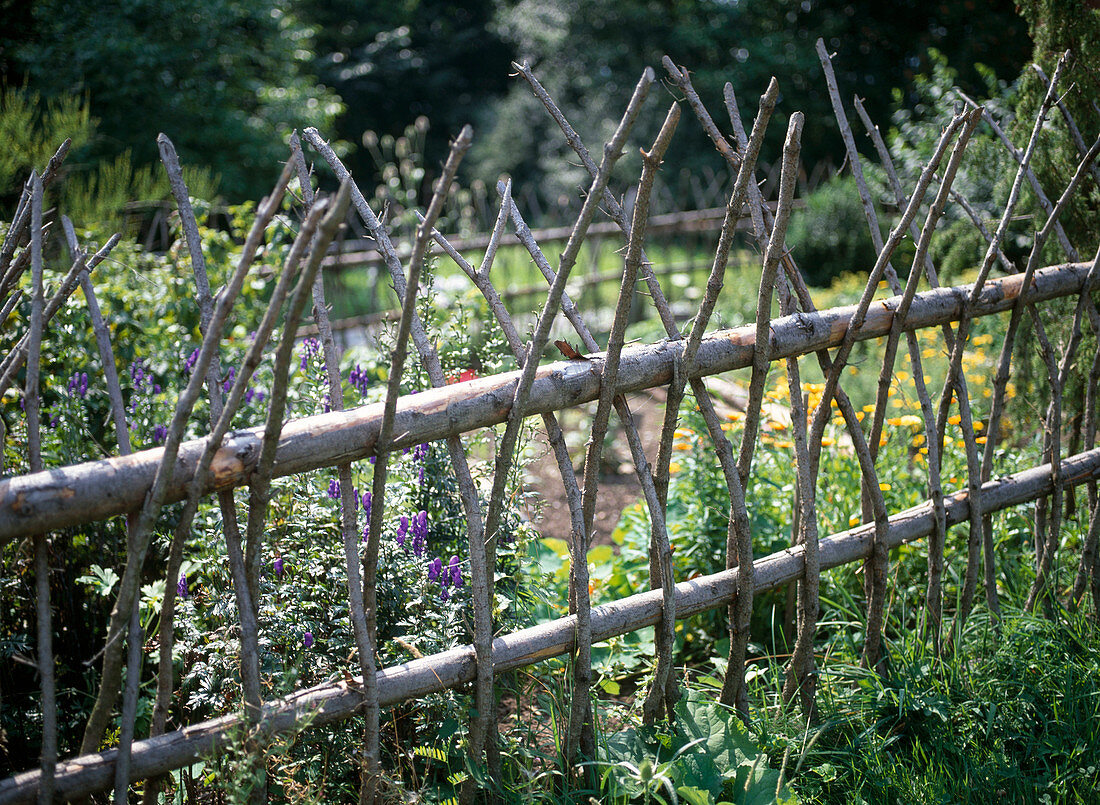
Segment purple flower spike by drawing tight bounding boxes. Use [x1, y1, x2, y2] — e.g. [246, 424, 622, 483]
[428, 557, 442, 582]
[152, 424, 169, 444]
[184, 348, 200, 375]
[362, 524, 370, 544]
[274, 556, 284, 579]
[440, 588, 450, 602]
[222, 367, 236, 393]
[448, 556, 463, 588]
[361, 491, 372, 521]
[176, 573, 188, 599]
[327, 478, 340, 499]
[349, 364, 370, 397]
[303, 631, 314, 649]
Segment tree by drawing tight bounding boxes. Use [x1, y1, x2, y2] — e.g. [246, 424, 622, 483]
[4, 0, 343, 201]
[294, 0, 514, 188]
[471, 0, 1032, 206]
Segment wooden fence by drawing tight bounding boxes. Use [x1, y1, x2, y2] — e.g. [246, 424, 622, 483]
[1, 44, 1099, 803]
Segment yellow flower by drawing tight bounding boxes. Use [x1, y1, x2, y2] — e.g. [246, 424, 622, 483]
[922, 347, 939, 359]
[863, 404, 876, 413]
[899, 414, 923, 428]
[973, 421, 984, 431]
[821, 437, 836, 447]
[726, 411, 744, 421]
[768, 420, 788, 432]
[879, 482, 891, 491]
[919, 447, 928, 455]
[948, 414, 962, 426]
[776, 440, 794, 449]
[674, 428, 694, 438]
[887, 386, 897, 397]
[912, 433, 926, 446]
[670, 461, 682, 474]
[849, 514, 861, 527]
[914, 453, 926, 464]
[976, 436, 987, 444]
[674, 442, 691, 451]
[887, 417, 904, 427]
[856, 411, 865, 422]
[721, 422, 735, 431]
[896, 371, 910, 383]
[879, 434, 888, 447]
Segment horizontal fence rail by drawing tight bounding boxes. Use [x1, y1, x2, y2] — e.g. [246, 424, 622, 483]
[3, 448, 1098, 802]
[0, 260, 1088, 544]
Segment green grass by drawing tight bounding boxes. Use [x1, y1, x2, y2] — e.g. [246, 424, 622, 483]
[758, 606, 1100, 804]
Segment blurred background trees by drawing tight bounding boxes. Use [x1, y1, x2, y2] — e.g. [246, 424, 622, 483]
[1, 0, 1089, 240]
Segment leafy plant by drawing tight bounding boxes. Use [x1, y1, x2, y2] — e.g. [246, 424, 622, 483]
[599, 690, 796, 805]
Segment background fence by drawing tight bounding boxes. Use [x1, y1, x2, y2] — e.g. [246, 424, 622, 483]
[1, 45, 1098, 804]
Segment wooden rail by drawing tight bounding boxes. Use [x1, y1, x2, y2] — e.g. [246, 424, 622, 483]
[3, 447, 1097, 802]
[0, 261, 1088, 544]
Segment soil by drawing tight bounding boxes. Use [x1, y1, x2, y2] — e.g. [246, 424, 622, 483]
[520, 378, 749, 546]
[521, 389, 667, 548]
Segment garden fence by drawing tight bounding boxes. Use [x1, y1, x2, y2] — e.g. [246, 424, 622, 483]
[1, 44, 1099, 804]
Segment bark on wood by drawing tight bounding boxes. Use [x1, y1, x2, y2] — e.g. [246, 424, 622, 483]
[0, 261, 1091, 546]
[7, 447, 1100, 803]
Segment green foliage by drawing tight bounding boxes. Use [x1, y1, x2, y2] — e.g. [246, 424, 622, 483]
[0, 85, 218, 231]
[786, 177, 881, 287]
[599, 690, 795, 804]
[1012, 0, 1100, 266]
[774, 610, 1100, 803]
[0, 84, 94, 198]
[298, 0, 513, 193]
[6, 0, 343, 201]
[0, 195, 538, 796]
[472, 0, 1031, 204]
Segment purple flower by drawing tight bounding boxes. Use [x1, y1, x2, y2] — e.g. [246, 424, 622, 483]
[362, 524, 370, 543]
[327, 478, 340, 499]
[184, 348, 200, 375]
[274, 556, 284, 579]
[222, 366, 236, 393]
[411, 510, 428, 557]
[303, 631, 314, 649]
[152, 424, 168, 444]
[361, 491, 372, 521]
[349, 364, 370, 397]
[176, 573, 188, 599]
[67, 371, 89, 399]
[448, 556, 463, 588]
[396, 515, 409, 549]
[428, 557, 442, 582]
[440, 588, 450, 602]
[130, 359, 146, 389]
[244, 386, 265, 405]
[300, 337, 323, 373]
